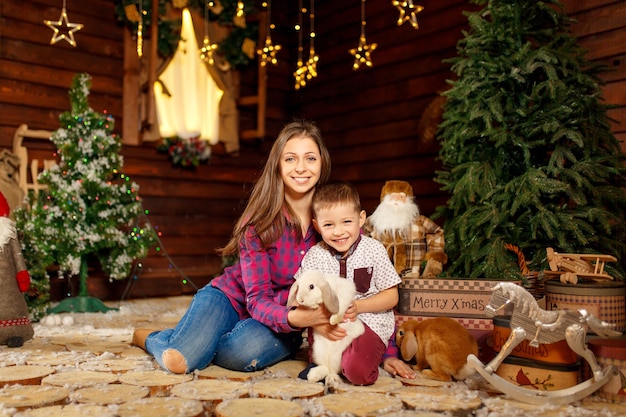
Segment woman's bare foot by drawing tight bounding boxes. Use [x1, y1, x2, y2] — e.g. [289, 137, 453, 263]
[132, 329, 154, 351]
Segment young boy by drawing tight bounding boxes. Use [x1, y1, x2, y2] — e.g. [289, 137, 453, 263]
[294, 181, 402, 385]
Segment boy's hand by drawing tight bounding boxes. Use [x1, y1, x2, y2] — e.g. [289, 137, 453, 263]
[343, 302, 358, 321]
[383, 357, 416, 379]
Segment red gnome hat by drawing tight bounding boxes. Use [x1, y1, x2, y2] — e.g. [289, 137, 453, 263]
[0, 191, 10, 218]
[0, 191, 30, 293]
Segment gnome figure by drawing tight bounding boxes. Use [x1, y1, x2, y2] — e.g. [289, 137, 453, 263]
[0, 191, 33, 347]
[364, 180, 447, 278]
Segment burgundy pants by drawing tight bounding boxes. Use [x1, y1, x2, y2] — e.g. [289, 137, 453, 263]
[307, 323, 386, 386]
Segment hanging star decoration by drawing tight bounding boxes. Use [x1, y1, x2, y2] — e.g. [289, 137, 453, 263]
[306, 47, 319, 79]
[350, 34, 377, 70]
[293, 0, 308, 89]
[305, 0, 319, 80]
[350, 0, 377, 70]
[200, 1, 219, 64]
[200, 37, 219, 64]
[258, 36, 282, 66]
[257, 1, 281, 66]
[43, 0, 84, 47]
[392, 0, 424, 29]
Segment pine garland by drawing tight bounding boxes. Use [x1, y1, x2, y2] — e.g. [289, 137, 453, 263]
[115, 0, 258, 68]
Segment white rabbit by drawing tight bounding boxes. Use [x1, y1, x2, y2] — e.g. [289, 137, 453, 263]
[287, 270, 365, 384]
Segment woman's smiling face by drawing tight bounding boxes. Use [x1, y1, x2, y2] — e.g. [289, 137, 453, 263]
[280, 136, 322, 198]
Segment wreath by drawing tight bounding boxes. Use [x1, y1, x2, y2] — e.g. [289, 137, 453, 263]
[115, 0, 258, 68]
[157, 136, 211, 169]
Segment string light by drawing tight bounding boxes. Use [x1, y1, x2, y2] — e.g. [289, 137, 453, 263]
[43, 0, 83, 47]
[136, 0, 143, 57]
[349, 0, 377, 70]
[293, 0, 307, 89]
[306, 0, 319, 80]
[200, 1, 219, 64]
[257, 0, 281, 66]
[233, 1, 246, 27]
[392, 0, 424, 29]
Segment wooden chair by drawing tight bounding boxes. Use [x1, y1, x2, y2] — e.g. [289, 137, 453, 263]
[12, 124, 57, 196]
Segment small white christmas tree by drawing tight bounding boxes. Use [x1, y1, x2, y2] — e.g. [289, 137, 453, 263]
[16, 73, 157, 313]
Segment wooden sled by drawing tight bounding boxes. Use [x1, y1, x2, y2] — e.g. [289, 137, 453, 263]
[468, 354, 618, 406]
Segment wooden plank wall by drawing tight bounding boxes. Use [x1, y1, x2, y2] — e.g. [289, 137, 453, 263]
[279, 0, 626, 215]
[1, 0, 624, 300]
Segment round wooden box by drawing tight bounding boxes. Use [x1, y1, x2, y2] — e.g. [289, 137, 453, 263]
[544, 280, 626, 332]
[588, 338, 626, 403]
[495, 355, 580, 391]
[492, 315, 578, 365]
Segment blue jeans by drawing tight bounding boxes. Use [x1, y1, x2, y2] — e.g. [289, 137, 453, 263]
[144, 285, 302, 372]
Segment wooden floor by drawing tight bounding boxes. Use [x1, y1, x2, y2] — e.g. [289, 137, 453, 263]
[0, 296, 624, 417]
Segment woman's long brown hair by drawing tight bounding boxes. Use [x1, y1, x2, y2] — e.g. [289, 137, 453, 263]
[219, 119, 331, 255]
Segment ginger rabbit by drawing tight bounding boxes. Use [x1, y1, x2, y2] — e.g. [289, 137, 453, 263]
[396, 317, 477, 381]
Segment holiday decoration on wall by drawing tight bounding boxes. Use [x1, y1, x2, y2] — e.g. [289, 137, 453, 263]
[392, 0, 423, 29]
[293, 0, 318, 89]
[43, 0, 84, 47]
[14, 73, 158, 314]
[257, 0, 281, 66]
[349, 0, 377, 70]
[115, 0, 258, 68]
[434, 0, 626, 281]
[157, 136, 211, 168]
[305, 0, 319, 81]
[294, 0, 307, 89]
[200, 1, 219, 64]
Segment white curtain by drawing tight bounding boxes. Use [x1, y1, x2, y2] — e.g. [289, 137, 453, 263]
[154, 8, 224, 142]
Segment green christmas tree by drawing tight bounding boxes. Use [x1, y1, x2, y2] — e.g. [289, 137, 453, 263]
[435, 0, 626, 281]
[15, 73, 157, 313]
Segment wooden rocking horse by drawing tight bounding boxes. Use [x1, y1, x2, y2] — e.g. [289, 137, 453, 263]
[468, 282, 621, 405]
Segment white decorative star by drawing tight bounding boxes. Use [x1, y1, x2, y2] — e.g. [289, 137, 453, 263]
[44, 7, 83, 47]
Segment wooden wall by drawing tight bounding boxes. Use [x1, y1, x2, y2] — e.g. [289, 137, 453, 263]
[1, 0, 624, 300]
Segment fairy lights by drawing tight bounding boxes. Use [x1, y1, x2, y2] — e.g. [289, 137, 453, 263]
[392, 0, 424, 29]
[43, 0, 83, 47]
[200, 1, 219, 64]
[257, 0, 282, 66]
[349, 0, 377, 70]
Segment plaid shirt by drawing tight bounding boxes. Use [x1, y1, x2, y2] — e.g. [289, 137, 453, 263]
[365, 214, 445, 275]
[211, 222, 317, 333]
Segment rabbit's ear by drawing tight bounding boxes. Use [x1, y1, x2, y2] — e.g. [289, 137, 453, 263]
[287, 281, 299, 307]
[320, 280, 339, 313]
[399, 326, 418, 361]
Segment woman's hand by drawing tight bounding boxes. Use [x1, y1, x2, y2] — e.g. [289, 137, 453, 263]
[287, 304, 347, 341]
[288, 304, 332, 328]
[314, 322, 347, 341]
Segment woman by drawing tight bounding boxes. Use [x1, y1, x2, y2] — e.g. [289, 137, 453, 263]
[133, 119, 334, 373]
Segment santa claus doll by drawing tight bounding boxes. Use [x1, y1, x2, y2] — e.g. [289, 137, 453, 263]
[0, 191, 33, 347]
[364, 180, 447, 278]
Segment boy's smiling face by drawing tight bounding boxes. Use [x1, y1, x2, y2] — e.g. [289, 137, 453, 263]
[313, 203, 366, 254]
